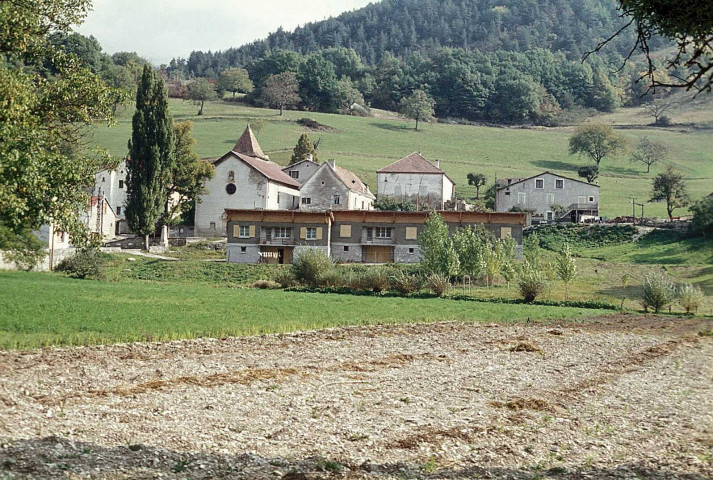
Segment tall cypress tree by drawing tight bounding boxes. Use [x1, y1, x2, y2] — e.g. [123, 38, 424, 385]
[125, 65, 175, 250]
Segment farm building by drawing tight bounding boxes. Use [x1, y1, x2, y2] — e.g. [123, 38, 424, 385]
[299, 160, 375, 212]
[495, 171, 599, 223]
[377, 152, 455, 209]
[224, 209, 528, 264]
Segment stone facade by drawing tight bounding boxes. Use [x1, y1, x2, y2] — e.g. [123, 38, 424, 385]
[299, 161, 374, 212]
[377, 153, 455, 209]
[226, 210, 528, 264]
[282, 159, 320, 185]
[496, 171, 599, 222]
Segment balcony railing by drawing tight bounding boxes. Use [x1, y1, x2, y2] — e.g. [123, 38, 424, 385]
[259, 236, 293, 245]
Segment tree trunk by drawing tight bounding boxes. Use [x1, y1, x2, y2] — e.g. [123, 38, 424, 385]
[647, 163, 651, 173]
[415, 118, 419, 131]
[144, 234, 150, 252]
[198, 101, 204, 116]
[232, 91, 236, 98]
[279, 104, 283, 116]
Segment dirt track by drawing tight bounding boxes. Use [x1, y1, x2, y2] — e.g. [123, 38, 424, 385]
[1, 315, 712, 479]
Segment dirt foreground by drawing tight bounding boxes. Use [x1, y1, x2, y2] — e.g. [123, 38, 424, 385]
[1, 315, 712, 479]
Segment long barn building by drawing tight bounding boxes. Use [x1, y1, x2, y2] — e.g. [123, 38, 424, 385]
[224, 209, 529, 264]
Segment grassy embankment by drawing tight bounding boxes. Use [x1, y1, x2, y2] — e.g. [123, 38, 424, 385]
[0, 270, 606, 350]
[89, 98, 713, 218]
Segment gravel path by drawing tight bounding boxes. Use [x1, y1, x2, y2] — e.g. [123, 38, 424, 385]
[1, 315, 712, 479]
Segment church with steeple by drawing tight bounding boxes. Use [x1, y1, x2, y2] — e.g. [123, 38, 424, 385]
[194, 125, 301, 236]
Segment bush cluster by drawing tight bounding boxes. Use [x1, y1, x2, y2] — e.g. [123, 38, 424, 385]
[55, 249, 106, 279]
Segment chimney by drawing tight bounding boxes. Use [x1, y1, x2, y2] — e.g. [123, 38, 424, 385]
[327, 159, 335, 168]
[305, 154, 313, 162]
[434, 159, 440, 169]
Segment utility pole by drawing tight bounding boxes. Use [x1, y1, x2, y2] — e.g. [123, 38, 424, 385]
[632, 198, 644, 226]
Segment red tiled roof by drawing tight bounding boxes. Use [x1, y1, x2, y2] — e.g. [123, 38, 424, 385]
[377, 152, 443, 174]
[332, 164, 374, 197]
[233, 125, 268, 160]
[233, 152, 300, 189]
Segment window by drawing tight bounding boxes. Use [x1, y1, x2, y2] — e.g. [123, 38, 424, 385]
[239, 225, 250, 238]
[228, 170, 235, 181]
[535, 179, 544, 189]
[375, 227, 392, 239]
[588, 196, 595, 203]
[546, 211, 554, 221]
[343, 246, 349, 252]
[405, 227, 418, 240]
[101, 176, 105, 182]
[408, 248, 415, 254]
[361, 201, 365, 209]
[210, 222, 216, 230]
[118, 180, 124, 188]
[301, 197, 311, 205]
[274, 227, 291, 239]
[517, 192, 526, 204]
[226, 183, 237, 195]
[555, 179, 564, 189]
[333, 195, 341, 205]
[288, 170, 299, 179]
[340, 225, 351, 237]
[306, 227, 317, 240]
[240, 246, 247, 253]
[116, 206, 121, 215]
[578, 196, 586, 205]
[500, 227, 512, 239]
[546, 193, 555, 204]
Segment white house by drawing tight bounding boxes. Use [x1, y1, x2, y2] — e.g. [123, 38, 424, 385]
[495, 171, 599, 222]
[281, 157, 320, 185]
[299, 160, 375, 211]
[377, 152, 455, 209]
[94, 159, 128, 223]
[194, 125, 301, 236]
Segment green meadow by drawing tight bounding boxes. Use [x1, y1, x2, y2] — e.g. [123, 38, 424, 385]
[0, 270, 606, 350]
[89, 98, 713, 218]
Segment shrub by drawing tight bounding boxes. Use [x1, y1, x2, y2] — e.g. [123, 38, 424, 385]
[517, 262, 549, 303]
[678, 283, 704, 315]
[639, 271, 677, 313]
[426, 273, 451, 297]
[656, 115, 672, 126]
[316, 268, 345, 288]
[292, 249, 333, 287]
[274, 270, 296, 288]
[55, 248, 105, 279]
[251, 280, 281, 289]
[391, 271, 422, 294]
[365, 267, 391, 293]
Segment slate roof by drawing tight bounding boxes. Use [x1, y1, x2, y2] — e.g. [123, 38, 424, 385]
[233, 125, 268, 160]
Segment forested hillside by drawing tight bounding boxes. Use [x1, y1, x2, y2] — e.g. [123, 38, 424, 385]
[158, 0, 670, 124]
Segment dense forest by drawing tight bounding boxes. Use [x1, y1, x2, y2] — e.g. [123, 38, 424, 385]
[58, 0, 672, 125]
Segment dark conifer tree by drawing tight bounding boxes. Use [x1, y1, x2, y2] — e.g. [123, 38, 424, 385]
[125, 65, 176, 250]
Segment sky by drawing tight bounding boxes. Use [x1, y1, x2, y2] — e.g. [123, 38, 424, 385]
[76, 0, 375, 65]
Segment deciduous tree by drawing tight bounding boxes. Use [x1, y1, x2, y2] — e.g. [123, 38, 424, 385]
[467, 173, 487, 199]
[0, 0, 117, 265]
[578, 166, 599, 184]
[419, 212, 459, 276]
[126, 65, 175, 250]
[400, 89, 435, 130]
[690, 195, 713, 238]
[555, 244, 577, 300]
[651, 167, 690, 220]
[217, 67, 253, 98]
[187, 77, 217, 115]
[569, 124, 627, 167]
[261, 71, 300, 115]
[631, 137, 667, 173]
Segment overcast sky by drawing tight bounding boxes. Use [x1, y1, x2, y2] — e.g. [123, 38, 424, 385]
[76, 0, 375, 65]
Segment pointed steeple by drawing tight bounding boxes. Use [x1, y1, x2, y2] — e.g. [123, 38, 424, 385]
[232, 124, 269, 160]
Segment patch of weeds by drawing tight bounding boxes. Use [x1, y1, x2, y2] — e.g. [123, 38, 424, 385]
[542, 414, 553, 423]
[699, 326, 713, 337]
[316, 458, 343, 472]
[347, 432, 369, 441]
[399, 397, 411, 405]
[266, 384, 280, 391]
[524, 445, 534, 454]
[489, 397, 552, 412]
[421, 457, 438, 474]
[172, 459, 192, 473]
[82, 447, 92, 455]
[510, 341, 543, 353]
[547, 466, 568, 475]
[127, 444, 142, 451]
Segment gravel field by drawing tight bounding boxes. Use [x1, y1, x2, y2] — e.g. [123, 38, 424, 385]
[1, 315, 712, 479]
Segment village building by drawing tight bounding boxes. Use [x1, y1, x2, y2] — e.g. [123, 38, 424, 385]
[377, 152, 455, 209]
[281, 157, 320, 185]
[94, 158, 129, 233]
[299, 160, 375, 212]
[86, 195, 118, 241]
[224, 209, 528, 264]
[194, 125, 300, 236]
[495, 171, 599, 223]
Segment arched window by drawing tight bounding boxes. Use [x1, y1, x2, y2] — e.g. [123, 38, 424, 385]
[227, 170, 235, 181]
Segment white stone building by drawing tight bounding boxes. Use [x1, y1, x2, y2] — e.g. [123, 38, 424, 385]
[299, 160, 375, 212]
[194, 125, 300, 236]
[281, 157, 320, 185]
[94, 159, 128, 225]
[376, 152, 455, 209]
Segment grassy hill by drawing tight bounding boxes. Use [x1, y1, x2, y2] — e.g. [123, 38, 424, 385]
[89, 98, 713, 218]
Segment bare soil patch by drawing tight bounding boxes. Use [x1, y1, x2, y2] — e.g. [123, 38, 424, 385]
[1, 315, 711, 479]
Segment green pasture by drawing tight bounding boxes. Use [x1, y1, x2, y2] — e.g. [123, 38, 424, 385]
[0, 271, 607, 350]
[89, 98, 713, 218]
